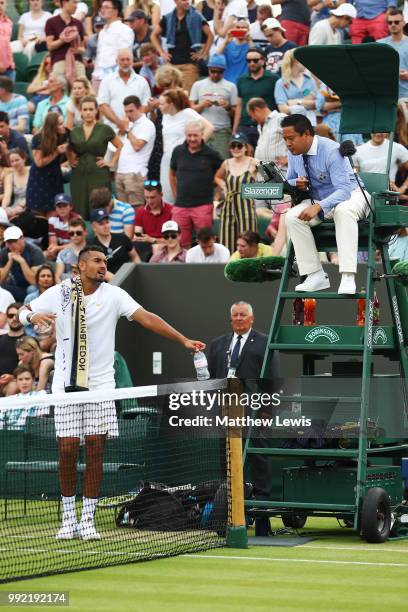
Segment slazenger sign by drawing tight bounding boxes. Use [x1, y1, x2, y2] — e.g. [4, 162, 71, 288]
[241, 183, 283, 199]
[305, 327, 340, 343]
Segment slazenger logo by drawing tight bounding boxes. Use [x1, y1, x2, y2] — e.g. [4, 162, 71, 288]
[373, 327, 387, 345]
[243, 187, 281, 196]
[305, 327, 340, 344]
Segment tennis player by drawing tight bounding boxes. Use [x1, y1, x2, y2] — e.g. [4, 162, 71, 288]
[19, 245, 205, 540]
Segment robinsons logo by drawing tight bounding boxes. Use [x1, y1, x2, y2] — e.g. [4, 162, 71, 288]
[305, 326, 340, 344]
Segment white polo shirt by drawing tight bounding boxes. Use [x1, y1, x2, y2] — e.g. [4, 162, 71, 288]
[30, 282, 141, 391]
[94, 20, 134, 79]
[98, 69, 151, 129]
[186, 243, 230, 263]
[117, 114, 156, 175]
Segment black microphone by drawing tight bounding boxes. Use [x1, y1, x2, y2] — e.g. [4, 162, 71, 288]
[339, 140, 373, 213]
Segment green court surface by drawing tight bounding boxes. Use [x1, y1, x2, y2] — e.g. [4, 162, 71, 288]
[1, 518, 408, 612]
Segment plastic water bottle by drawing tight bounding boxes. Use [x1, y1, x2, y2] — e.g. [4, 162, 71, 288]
[194, 351, 210, 380]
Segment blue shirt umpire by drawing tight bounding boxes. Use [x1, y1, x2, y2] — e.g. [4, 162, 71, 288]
[282, 114, 369, 296]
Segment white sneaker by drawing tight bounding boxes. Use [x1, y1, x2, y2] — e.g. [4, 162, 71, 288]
[295, 271, 330, 292]
[56, 521, 79, 540]
[78, 520, 101, 541]
[338, 274, 356, 295]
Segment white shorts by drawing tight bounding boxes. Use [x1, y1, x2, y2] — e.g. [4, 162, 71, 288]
[55, 401, 119, 441]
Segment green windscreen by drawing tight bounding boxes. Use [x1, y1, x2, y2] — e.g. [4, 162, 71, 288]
[294, 44, 400, 134]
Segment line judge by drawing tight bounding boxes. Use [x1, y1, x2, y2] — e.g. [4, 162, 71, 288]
[19, 245, 205, 541]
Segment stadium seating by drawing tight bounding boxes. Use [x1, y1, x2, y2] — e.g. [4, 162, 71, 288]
[13, 52, 28, 82]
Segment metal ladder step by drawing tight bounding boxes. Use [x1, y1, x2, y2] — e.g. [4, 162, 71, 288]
[245, 448, 358, 457]
[281, 292, 366, 300]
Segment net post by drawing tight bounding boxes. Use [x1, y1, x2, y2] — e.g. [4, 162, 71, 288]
[225, 378, 248, 549]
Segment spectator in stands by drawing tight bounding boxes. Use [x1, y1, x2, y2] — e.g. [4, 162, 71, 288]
[32, 74, 70, 131]
[83, 14, 105, 78]
[214, 131, 258, 253]
[233, 47, 278, 147]
[170, 120, 222, 247]
[13, 0, 52, 60]
[159, 87, 213, 204]
[124, 0, 161, 27]
[213, 0, 249, 38]
[350, 0, 396, 44]
[186, 226, 230, 263]
[0, 302, 25, 397]
[309, 3, 356, 44]
[0, 112, 29, 165]
[0, 77, 29, 134]
[274, 49, 318, 126]
[45, 0, 86, 81]
[379, 9, 408, 101]
[150, 219, 187, 263]
[23, 264, 56, 349]
[15, 335, 54, 392]
[0, 0, 14, 81]
[66, 77, 93, 129]
[90, 186, 135, 239]
[133, 181, 172, 260]
[84, 0, 104, 35]
[247, 0, 258, 23]
[217, 20, 253, 85]
[229, 229, 273, 260]
[190, 54, 238, 160]
[98, 48, 151, 133]
[26, 54, 52, 113]
[91, 208, 140, 278]
[125, 10, 152, 71]
[139, 43, 162, 91]
[114, 95, 156, 208]
[207, 0, 228, 57]
[0, 226, 45, 301]
[247, 97, 286, 164]
[0, 284, 14, 334]
[55, 217, 87, 282]
[307, 0, 347, 27]
[45, 193, 81, 260]
[273, 0, 310, 46]
[68, 96, 123, 220]
[26, 112, 67, 216]
[354, 132, 408, 183]
[92, 0, 134, 93]
[151, 0, 213, 93]
[197, 0, 216, 21]
[2, 365, 48, 429]
[262, 18, 296, 76]
[249, 4, 272, 48]
[1, 149, 29, 223]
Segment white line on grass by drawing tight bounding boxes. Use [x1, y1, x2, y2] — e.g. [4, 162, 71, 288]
[302, 544, 408, 554]
[186, 554, 408, 568]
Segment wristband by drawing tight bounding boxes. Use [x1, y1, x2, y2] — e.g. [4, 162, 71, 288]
[19, 309, 33, 326]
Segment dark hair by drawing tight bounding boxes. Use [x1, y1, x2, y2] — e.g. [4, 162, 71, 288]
[35, 264, 55, 285]
[8, 148, 27, 161]
[108, 0, 123, 16]
[197, 227, 215, 243]
[238, 230, 261, 245]
[281, 114, 314, 136]
[246, 47, 266, 60]
[162, 88, 190, 112]
[0, 77, 13, 93]
[78, 244, 106, 263]
[80, 95, 98, 109]
[6, 302, 22, 315]
[388, 8, 403, 17]
[247, 97, 268, 112]
[123, 95, 141, 108]
[13, 364, 35, 379]
[257, 4, 272, 17]
[90, 187, 111, 209]
[0, 111, 9, 124]
[69, 217, 87, 230]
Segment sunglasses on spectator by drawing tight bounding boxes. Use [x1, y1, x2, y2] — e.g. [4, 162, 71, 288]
[388, 20, 402, 24]
[7, 312, 18, 319]
[69, 230, 83, 237]
[209, 69, 224, 74]
[144, 180, 160, 187]
[247, 58, 262, 63]
[230, 143, 244, 149]
[162, 232, 178, 240]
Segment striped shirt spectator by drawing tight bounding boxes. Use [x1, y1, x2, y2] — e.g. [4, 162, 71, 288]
[0, 77, 29, 133]
[46, 193, 81, 260]
[89, 187, 135, 240]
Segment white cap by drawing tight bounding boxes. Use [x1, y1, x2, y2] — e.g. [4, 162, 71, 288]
[3, 226, 23, 241]
[262, 18, 285, 32]
[161, 220, 179, 233]
[331, 4, 357, 18]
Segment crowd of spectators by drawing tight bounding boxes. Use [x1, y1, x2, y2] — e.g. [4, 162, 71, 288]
[0, 0, 408, 397]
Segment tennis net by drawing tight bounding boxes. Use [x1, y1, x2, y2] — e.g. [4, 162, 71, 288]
[0, 380, 231, 583]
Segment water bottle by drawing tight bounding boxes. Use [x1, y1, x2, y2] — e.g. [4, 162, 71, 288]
[194, 351, 210, 380]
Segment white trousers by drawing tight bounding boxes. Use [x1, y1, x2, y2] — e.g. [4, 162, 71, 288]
[285, 188, 369, 275]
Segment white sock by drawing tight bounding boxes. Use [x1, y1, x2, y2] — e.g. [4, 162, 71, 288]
[80, 497, 97, 524]
[62, 495, 76, 524]
[342, 273, 355, 281]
